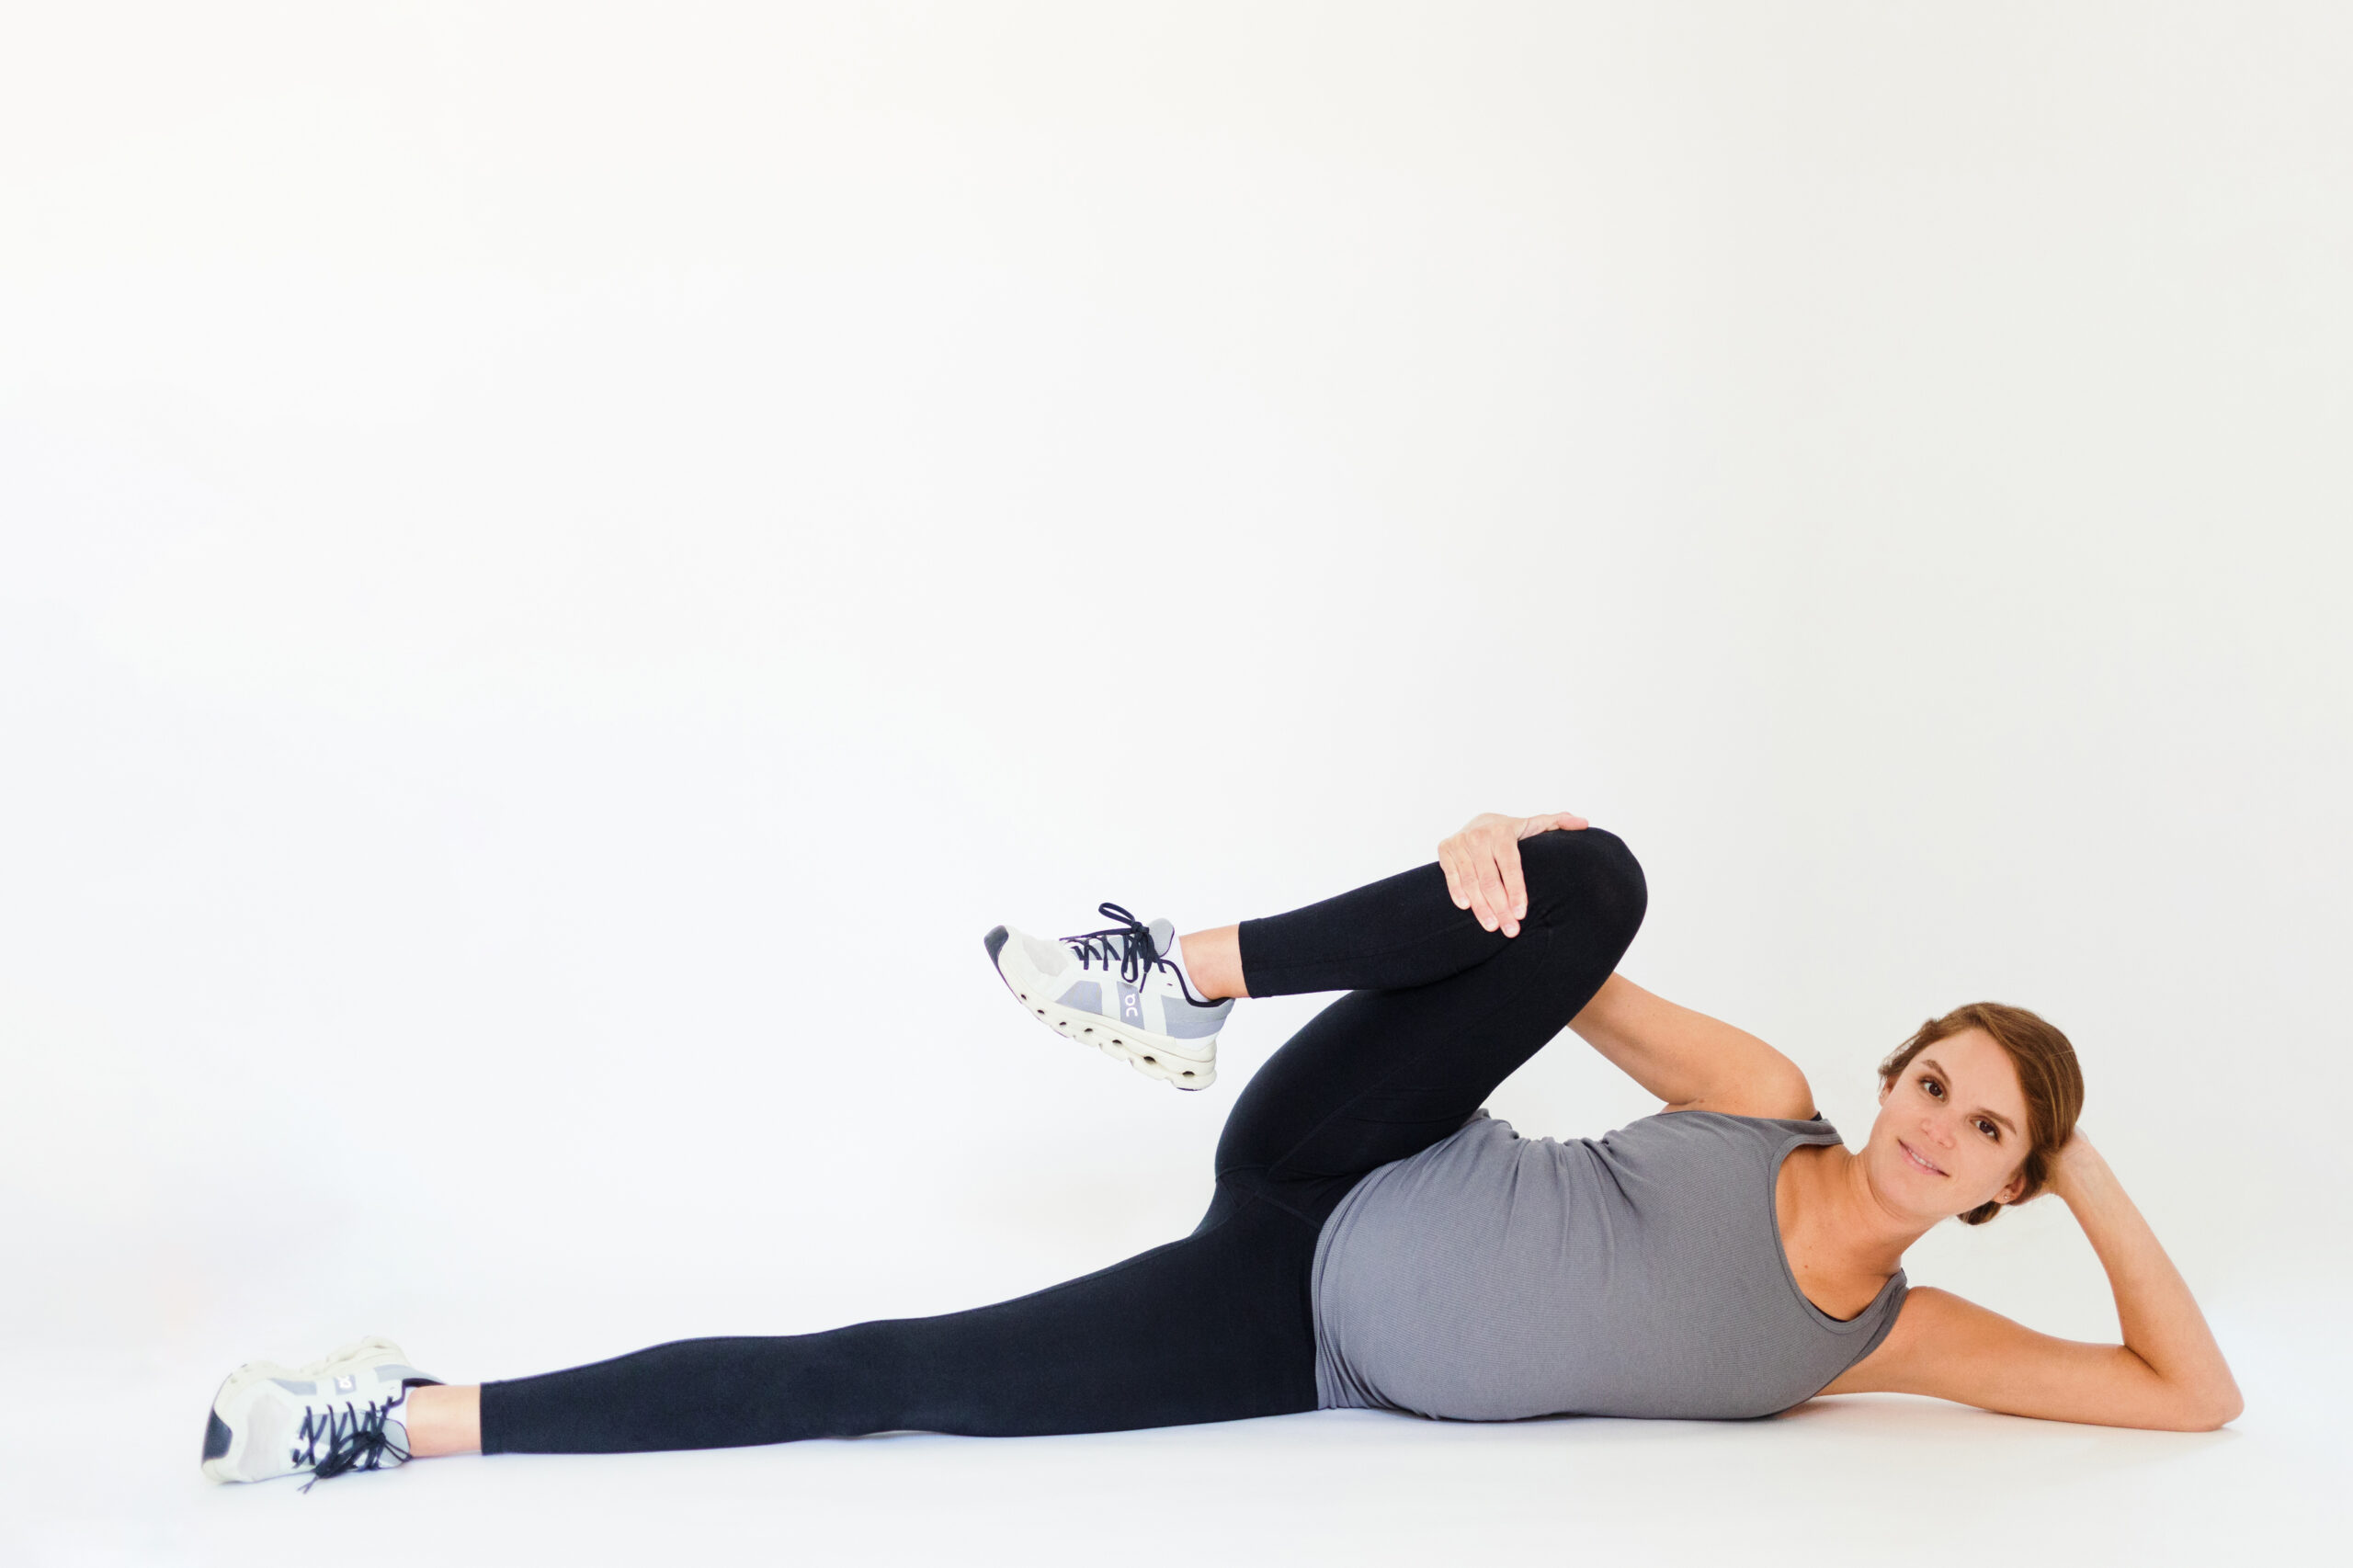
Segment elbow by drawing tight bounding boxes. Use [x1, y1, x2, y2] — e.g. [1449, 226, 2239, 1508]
[2198, 1363, 2247, 1429]
[2169, 1382, 2245, 1432]
[2197, 1389, 2245, 1430]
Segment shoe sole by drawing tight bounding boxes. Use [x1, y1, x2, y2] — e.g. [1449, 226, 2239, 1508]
[985, 927, 1217, 1090]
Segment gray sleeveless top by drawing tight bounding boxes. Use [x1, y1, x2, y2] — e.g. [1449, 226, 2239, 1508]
[1311, 1108, 1907, 1421]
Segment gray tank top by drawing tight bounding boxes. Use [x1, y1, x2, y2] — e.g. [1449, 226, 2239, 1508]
[1311, 1108, 1907, 1421]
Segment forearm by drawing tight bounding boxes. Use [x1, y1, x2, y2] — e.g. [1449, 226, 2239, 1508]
[2057, 1145, 2242, 1423]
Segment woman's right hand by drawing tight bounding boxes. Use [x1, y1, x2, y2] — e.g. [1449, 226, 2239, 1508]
[1438, 811, 1589, 938]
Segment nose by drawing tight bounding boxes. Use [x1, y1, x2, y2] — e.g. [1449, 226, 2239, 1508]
[1916, 1109, 1958, 1149]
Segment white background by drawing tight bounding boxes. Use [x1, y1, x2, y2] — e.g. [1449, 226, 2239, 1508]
[4, 3, 2347, 1562]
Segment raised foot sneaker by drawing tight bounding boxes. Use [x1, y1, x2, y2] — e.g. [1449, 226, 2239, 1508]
[201, 1335, 441, 1487]
[985, 903, 1233, 1090]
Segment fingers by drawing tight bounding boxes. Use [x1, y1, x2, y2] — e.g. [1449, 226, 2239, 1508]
[1448, 829, 1509, 937]
[1443, 811, 1591, 937]
[1520, 811, 1589, 835]
[1438, 835, 1506, 932]
[1496, 838, 1529, 936]
[1439, 843, 1472, 912]
[1474, 837, 1517, 937]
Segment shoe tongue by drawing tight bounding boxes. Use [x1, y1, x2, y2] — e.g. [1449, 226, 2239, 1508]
[1147, 916, 1176, 959]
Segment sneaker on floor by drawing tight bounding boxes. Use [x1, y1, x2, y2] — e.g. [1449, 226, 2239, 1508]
[201, 1335, 440, 1487]
[984, 903, 1233, 1090]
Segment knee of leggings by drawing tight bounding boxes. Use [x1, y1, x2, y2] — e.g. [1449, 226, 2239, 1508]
[1520, 826, 1647, 949]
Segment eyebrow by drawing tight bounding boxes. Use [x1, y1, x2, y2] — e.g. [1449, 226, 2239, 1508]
[1916, 1058, 2021, 1136]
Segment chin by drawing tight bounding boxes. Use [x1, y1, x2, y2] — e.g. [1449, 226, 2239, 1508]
[1879, 1144, 1959, 1208]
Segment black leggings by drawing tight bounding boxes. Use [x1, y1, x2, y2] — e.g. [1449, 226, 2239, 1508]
[479, 827, 1646, 1453]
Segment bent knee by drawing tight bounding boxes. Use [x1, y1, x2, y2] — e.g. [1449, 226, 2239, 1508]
[1519, 826, 1647, 949]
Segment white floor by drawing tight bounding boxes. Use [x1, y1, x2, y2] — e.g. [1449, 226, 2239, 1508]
[10, 1294, 2343, 1568]
[8, 7, 2352, 1563]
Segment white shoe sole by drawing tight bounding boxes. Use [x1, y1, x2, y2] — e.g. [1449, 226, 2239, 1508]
[987, 931, 1218, 1090]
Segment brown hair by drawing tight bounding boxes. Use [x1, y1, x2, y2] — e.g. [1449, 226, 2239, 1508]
[1877, 1002, 2085, 1226]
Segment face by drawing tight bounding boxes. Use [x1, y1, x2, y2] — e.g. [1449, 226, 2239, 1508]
[1868, 1028, 2034, 1221]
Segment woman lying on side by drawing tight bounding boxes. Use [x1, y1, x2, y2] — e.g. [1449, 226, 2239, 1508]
[199, 812, 2241, 1487]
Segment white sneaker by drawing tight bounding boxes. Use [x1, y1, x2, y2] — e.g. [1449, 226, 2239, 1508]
[984, 903, 1233, 1090]
[200, 1335, 439, 1486]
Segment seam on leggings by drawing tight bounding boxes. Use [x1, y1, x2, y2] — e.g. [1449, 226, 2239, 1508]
[1250, 925, 1562, 1187]
[1215, 1166, 1346, 1234]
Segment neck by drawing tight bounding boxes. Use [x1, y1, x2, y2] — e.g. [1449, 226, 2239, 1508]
[1802, 1143, 1936, 1278]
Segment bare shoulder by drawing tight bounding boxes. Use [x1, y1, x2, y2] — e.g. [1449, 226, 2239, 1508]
[1818, 1285, 1967, 1392]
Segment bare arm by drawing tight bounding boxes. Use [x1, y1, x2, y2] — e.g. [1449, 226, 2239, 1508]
[1819, 1133, 2243, 1430]
[1436, 812, 1812, 1120]
[1568, 971, 1814, 1119]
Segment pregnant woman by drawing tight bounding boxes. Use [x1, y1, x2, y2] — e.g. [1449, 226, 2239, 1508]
[199, 812, 2242, 1487]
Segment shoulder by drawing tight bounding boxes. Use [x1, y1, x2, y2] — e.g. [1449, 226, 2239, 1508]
[1831, 1285, 2069, 1381]
[1660, 1055, 1816, 1122]
[1814, 1286, 1975, 1400]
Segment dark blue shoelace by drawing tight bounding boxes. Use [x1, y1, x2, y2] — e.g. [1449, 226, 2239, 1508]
[293, 1396, 411, 1491]
[1060, 903, 1212, 1006]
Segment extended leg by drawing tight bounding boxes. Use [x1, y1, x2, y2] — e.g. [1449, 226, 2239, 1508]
[474, 1187, 1321, 1454]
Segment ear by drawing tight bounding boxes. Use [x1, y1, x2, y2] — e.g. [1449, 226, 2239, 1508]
[1877, 1074, 1893, 1107]
[1994, 1165, 2029, 1206]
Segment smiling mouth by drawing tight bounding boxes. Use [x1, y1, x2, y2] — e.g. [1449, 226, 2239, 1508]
[1899, 1139, 1947, 1177]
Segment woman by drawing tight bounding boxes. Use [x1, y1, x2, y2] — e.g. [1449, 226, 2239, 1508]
[200, 812, 2242, 1486]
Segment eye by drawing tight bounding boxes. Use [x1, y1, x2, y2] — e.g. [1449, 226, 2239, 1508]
[1974, 1119, 2000, 1141]
[1918, 1074, 1944, 1099]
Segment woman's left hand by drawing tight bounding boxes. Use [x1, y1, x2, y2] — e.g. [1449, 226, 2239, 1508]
[2045, 1129, 2107, 1202]
[1438, 811, 1588, 938]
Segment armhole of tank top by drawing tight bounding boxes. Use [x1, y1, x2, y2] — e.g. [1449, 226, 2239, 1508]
[1851, 1274, 1908, 1362]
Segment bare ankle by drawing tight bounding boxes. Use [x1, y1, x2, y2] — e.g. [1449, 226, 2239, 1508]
[1178, 926, 1247, 1000]
[403, 1383, 483, 1459]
